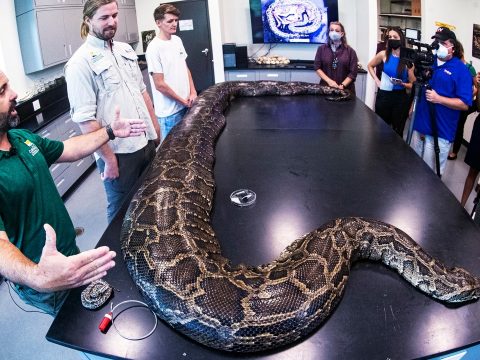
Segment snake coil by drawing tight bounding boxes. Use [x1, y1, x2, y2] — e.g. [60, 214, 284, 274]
[80, 279, 113, 310]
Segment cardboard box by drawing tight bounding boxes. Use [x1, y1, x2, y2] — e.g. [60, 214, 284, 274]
[411, 0, 421, 16]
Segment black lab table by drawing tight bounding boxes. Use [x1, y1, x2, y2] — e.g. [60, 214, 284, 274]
[47, 94, 480, 359]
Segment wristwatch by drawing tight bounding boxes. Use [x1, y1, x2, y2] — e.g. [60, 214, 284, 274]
[105, 124, 116, 141]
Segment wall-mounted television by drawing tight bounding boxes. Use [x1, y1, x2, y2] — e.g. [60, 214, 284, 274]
[249, 0, 339, 44]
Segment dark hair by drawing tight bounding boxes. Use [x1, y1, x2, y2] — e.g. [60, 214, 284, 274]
[81, 0, 118, 39]
[456, 40, 465, 59]
[154, 4, 180, 22]
[385, 26, 408, 78]
[450, 38, 461, 59]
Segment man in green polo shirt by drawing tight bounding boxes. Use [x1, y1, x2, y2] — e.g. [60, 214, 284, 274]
[0, 70, 147, 315]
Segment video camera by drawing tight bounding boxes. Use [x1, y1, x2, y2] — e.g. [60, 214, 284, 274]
[400, 39, 439, 83]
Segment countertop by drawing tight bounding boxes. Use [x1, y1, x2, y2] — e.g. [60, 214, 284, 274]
[16, 81, 70, 133]
[225, 60, 368, 73]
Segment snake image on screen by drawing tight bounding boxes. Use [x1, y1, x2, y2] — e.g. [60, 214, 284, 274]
[121, 81, 480, 352]
[263, 0, 328, 42]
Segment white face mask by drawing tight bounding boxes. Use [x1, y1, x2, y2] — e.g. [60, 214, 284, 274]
[329, 31, 342, 42]
[436, 44, 451, 60]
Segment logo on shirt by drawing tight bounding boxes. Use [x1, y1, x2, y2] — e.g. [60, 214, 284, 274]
[90, 51, 104, 63]
[444, 69, 452, 75]
[24, 139, 39, 156]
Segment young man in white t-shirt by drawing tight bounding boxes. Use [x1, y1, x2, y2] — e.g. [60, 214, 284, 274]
[145, 4, 197, 142]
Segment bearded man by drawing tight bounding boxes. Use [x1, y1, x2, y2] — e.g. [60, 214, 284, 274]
[65, 0, 161, 223]
[0, 69, 147, 315]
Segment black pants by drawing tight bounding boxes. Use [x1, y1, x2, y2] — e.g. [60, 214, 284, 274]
[452, 104, 477, 154]
[375, 89, 410, 137]
[96, 140, 156, 222]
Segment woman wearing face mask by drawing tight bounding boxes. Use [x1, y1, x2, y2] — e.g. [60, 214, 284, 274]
[314, 21, 359, 95]
[368, 26, 415, 136]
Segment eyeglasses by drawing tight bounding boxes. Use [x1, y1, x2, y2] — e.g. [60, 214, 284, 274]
[332, 57, 338, 70]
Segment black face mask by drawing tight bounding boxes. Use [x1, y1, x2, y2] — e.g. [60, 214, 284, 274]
[388, 39, 402, 50]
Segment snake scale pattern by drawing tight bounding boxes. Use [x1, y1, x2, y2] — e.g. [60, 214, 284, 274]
[120, 81, 480, 352]
[80, 279, 112, 309]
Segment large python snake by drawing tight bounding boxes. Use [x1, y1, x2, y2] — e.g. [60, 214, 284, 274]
[120, 81, 480, 352]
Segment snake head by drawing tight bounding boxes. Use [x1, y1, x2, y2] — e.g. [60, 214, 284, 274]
[443, 267, 480, 303]
[474, 277, 480, 299]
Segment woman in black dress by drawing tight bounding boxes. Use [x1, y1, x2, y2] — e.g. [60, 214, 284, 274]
[448, 42, 478, 160]
[460, 72, 480, 207]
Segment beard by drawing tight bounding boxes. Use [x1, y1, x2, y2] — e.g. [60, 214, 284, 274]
[92, 24, 117, 41]
[0, 103, 20, 132]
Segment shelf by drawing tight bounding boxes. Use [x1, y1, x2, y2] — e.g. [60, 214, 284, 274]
[378, 0, 421, 42]
[379, 13, 421, 18]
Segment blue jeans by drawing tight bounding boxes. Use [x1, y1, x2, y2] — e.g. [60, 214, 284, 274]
[411, 130, 451, 175]
[158, 107, 187, 142]
[15, 284, 70, 316]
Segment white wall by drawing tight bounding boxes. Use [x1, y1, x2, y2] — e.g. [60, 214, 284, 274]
[356, 0, 378, 108]
[0, 41, 5, 74]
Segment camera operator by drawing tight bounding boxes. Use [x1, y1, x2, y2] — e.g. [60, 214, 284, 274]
[410, 27, 473, 176]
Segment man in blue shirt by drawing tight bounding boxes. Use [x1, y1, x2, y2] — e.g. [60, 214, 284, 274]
[411, 27, 473, 176]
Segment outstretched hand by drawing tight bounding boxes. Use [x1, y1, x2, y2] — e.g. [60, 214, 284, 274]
[34, 224, 116, 292]
[110, 106, 147, 138]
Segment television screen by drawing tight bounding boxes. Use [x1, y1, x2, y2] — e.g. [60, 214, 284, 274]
[249, 0, 339, 44]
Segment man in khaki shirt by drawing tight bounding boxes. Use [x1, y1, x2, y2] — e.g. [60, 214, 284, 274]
[65, 0, 161, 222]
